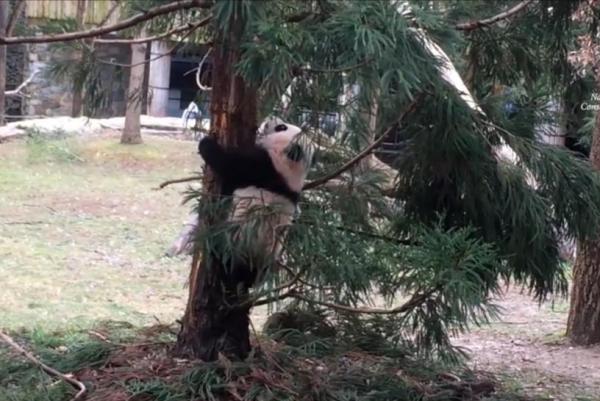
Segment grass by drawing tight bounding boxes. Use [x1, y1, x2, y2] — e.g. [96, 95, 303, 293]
[0, 131, 199, 330]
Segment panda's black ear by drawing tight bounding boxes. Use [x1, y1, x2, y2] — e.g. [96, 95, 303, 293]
[275, 124, 288, 132]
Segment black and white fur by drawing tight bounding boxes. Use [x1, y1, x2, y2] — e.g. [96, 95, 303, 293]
[197, 117, 312, 285]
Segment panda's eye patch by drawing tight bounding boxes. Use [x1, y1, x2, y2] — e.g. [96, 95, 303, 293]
[275, 124, 288, 132]
[286, 143, 304, 162]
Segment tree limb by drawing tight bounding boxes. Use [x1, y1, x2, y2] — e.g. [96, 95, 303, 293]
[95, 15, 211, 44]
[455, 0, 533, 31]
[0, 331, 87, 401]
[6, 70, 36, 97]
[303, 96, 422, 190]
[5, 0, 24, 36]
[0, 0, 211, 45]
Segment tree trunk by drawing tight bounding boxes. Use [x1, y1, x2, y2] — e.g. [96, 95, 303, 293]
[121, 34, 147, 145]
[174, 12, 258, 361]
[71, 0, 86, 117]
[566, 73, 600, 345]
[0, 1, 7, 127]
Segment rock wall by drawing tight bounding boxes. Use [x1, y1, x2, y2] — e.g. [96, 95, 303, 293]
[24, 40, 130, 118]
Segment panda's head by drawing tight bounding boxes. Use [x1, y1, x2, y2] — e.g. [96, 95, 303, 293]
[257, 117, 313, 193]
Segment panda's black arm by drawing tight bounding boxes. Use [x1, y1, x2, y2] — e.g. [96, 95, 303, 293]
[198, 136, 269, 183]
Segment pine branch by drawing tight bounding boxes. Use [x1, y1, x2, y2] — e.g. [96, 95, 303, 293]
[455, 0, 533, 31]
[95, 16, 211, 44]
[303, 96, 422, 190]
[5, 0, 24, 36]
[0, 331, 87, 401]
[0, 0, 212, 44]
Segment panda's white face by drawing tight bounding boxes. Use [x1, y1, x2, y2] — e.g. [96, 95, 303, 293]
[257, 117, 312, 193]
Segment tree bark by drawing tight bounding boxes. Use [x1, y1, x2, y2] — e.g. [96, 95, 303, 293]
[174, 11, 258, 361]
[71, 0, 86, 118]
[0, 1, 7, 126]
[121, 32, 147, 145]
[566, 71, 600, 345]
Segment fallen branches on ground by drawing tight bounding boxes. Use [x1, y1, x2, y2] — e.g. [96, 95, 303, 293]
[0, 331, 87, 401]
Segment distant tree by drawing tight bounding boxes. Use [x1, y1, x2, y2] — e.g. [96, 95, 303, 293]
[121, 32, 146, 145]
[70, 0, 87, 118]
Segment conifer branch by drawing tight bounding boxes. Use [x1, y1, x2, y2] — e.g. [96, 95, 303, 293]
[0, 0, 211, 44]
[303, 96, 422, 190]
[0, 331, 87, 401]
[455, 0, 533, 31]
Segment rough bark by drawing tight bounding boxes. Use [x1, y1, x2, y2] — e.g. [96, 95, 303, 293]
[174, 12, 258, 361]
[121, 32, 147, 145]
[71, 0, 86, 118]
[567, 76, 600, 345]
[0, 1, 7, 126]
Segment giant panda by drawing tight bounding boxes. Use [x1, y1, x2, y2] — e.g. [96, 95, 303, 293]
[197, 117, 312, 288]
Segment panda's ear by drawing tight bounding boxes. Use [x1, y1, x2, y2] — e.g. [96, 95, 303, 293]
[275, 124, 288, 132]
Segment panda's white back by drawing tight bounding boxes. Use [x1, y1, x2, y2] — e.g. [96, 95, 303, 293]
[230, 186, 296, 259]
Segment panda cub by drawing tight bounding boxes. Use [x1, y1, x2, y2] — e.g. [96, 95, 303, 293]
[198, 117, 312, 286]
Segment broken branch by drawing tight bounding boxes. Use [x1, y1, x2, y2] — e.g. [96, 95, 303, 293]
[0, 331, 87, 401]
[0, 0, 211, 45]
[156, 174, 202, 190]
[6, 70, 36, 97]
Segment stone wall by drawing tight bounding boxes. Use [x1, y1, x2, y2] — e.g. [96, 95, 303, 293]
[23, 40, 130, 118]
[25, 42, 73, 117]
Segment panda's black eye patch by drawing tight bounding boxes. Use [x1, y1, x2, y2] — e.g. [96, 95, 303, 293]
[286, 143, 304, 162]
[275, 124, 288, 132]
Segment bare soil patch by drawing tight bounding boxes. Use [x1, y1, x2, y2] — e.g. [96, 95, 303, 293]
[454, 288, 600, 400]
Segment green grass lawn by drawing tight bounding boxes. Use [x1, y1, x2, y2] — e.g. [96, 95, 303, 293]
[0, 133, 200, 330]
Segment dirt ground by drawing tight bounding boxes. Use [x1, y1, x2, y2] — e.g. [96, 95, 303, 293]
[453, 288, 600, 400]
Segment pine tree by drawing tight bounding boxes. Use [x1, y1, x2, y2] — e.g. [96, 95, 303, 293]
[170, 0, 600, 360]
